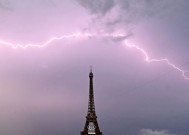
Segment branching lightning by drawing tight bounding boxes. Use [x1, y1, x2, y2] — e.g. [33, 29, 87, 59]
[0, 32, 189, 80]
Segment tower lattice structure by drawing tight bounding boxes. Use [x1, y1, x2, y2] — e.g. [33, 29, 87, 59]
[81, 70, 102, 135]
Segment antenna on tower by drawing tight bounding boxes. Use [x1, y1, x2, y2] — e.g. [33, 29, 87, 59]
[90, 65, 92, 73]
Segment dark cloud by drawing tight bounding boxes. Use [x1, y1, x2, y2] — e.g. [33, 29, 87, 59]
[76, 0, 181, 36]
[0, 0, 12, 11]
[77, 0, 115, 15]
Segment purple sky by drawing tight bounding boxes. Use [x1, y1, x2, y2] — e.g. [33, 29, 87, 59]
[0, 0, 189, 135]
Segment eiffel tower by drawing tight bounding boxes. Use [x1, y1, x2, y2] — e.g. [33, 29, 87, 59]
[81, 69, 102, 135]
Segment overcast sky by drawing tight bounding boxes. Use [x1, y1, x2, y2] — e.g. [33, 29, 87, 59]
[0, 0, 189, 135]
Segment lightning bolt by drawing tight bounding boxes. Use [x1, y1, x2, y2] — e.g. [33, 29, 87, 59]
[125, 42, 189, 80]
[0, 32, 188, 80]
[0, 32, 95, 49]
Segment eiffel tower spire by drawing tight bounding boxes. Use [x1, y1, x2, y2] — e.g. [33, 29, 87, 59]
[81, 69, 102, 135]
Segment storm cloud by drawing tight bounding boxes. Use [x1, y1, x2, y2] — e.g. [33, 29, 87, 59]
[76, 0, 182, 34]
[0, 0, 189, 135]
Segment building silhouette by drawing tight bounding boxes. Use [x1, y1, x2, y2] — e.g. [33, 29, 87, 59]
[81, 69, 102, 135]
